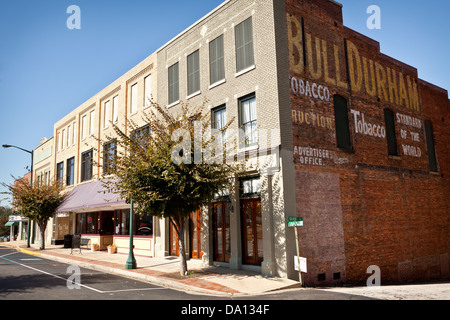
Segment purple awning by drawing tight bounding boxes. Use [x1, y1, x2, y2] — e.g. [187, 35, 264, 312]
[57, 180, 126, 212]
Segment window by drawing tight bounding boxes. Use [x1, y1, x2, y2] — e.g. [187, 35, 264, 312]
[82, 116, 87, 140]
[131, 83, 137, 114]
[62, 129, 65, 150]
[384, 109, 398, 156]
[73, 121, 76, 145]
[239, 94, 257, 147]
[187, 50, 200, 96]
[136, 214, 153, 236]
[144, 75, 152, 108]
[168, 63, 179, 104]
[333, 95, 352, 151]
[425, 120, 438, 172]
[209, 35, 225, 85]
[56, 162, 64, 184]
[76, 212, 98, 235]
[212, 105, 227, 145]
[81, 149, 93, 182]
[89, 110, 95, 136]
[113, 210, 152, 236]
[132, 124, 151, 149]
[103, 140, 117, 175]
[81, 116, 87, 140]
[66, 157, 75, 186]
[104, 100, 110, 128]
[57, 132, 61, 152]
[114, 210, 130, 235]
[235, 16, 255, 73]
[75, 213, 86, 234]
[240, 177, 261, 197]
[113, 96, 119, 123]
[67, 125, 71, 147]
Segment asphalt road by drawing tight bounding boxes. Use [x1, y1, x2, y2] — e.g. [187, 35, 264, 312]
[0, 245, 215, 301]
[1, 245, 382, 318]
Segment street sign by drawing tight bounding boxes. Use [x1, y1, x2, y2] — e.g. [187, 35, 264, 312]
[288, 217, 303, 227]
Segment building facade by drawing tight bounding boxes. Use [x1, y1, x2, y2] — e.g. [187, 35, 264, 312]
[39, 0, 449, 286]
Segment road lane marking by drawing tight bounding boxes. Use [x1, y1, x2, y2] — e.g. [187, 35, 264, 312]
[0, 255, 103, 293]
[1, 252, 18, 258]
[0, 254, 168, 294]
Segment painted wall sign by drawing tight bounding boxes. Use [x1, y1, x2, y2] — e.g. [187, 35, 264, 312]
[292, 109, 334, 130]
[294, 146, 331, 166]
[350, 110, 386, 138]
[397, 113, 422, 129]
[290, 76, 331, 102]
[397, 112, 423, 158]
[286, 13, 421, 113]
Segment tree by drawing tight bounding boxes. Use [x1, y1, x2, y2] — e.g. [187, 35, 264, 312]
[1, 177, 68, 250]
[0, 206, 12, 237]
[100, 100, 243, 276]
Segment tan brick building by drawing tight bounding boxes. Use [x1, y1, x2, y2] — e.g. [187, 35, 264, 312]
[42, 0, 449, 286]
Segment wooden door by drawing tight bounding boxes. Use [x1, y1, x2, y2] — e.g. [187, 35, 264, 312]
[190, 209, 203, 259]
[213, 202, 230, 262]
[169, 219, 179, 256]
[241, 199, 263, 265]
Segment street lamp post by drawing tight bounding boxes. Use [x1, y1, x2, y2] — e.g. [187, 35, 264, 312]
[2, 144, 34, 248]
[125, 199, 137, 270]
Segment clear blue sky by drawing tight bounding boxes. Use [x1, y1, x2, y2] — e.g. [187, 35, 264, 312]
[0, 0, 449, 207]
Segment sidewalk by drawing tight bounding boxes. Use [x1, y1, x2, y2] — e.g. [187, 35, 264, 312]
[1, 241, 301, 297]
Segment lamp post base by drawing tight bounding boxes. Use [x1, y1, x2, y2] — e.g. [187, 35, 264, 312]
[125, 252, 137, 270]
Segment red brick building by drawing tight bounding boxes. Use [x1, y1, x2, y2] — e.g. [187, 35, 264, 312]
[286, 0, 450, 285]
[47, 0, 448, 287]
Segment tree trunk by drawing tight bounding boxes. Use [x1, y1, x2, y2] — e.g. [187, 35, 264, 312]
[173, 216, 188, 276]
[38, 221, 47, 250]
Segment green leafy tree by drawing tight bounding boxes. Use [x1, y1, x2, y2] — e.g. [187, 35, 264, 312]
[101, 100, 242, 275]
[1, 178, 68, 250]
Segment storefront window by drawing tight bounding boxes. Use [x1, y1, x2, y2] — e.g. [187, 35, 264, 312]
[86, 212, 98, 234]
[75, 212, 98, 234]
[75, 213, 86, 234]
[136, 214, 153, 236]
[114, 210, 130, 235]
[76, 210, 153, 236]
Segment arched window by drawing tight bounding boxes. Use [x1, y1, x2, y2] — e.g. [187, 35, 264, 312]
[333, 95, 352, 151]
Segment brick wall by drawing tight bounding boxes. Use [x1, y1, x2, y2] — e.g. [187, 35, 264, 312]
[284, 0, 450, 286]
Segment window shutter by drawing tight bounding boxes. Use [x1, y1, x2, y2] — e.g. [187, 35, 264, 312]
[425, 120, 438, 172]
[168, 63, 179, 104]
[209, 35, 224, 84]
[384, 109, 398, 156]
[235, 17, 254, 72]
[187, 50, 200, 95]
[333, 95, 352, 151]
